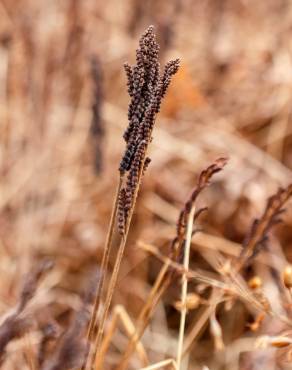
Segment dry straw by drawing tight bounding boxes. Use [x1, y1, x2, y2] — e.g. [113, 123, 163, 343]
[117, 158, 228, 370]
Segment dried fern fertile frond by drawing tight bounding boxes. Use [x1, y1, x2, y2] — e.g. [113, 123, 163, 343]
[172, 157, 228, 260]
[238, 184, 292, 268]
[90, 57, 104, 174]
[87, 26, 180, 370]
[118, 25, 180, 234]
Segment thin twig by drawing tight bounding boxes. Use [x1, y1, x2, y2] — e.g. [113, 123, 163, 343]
[98, 305, 148, 367]
[116, 259, 171, 370]
[139, 358, 178, 370]
[176, 206, 196, 369]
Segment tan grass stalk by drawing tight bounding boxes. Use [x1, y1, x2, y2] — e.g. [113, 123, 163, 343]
[139, 358, 178, 370]
[117, 159, 227, 369]
[83, 177, 123, 369]
[176, 206, 196, 369]
[183, 184, 292, 355]
[23, 334, 37, 370]
[87, 177, 123, 339]
[183, 297, 217, 356]
[98, 305, 148, 367]
[93, 159, 147, 369]
[117, 270, 171, 370]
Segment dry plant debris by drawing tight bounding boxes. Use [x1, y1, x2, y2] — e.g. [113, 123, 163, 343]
[1, 1, 292, 370]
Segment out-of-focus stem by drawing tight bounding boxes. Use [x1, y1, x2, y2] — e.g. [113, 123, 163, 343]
[176, 206, 196, 369]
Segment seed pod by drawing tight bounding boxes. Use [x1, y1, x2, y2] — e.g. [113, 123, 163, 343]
[256, 335, 292, 349]
[247, 312, 265, 332]
[248, 276, 262, 290]
[270, 336, 292, 348]
[174, 293, 201, 311]
[283, 265, 292, 288]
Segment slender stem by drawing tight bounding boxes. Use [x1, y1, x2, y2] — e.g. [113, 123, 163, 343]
[93, 235, 127, 369]
[139, 358, 178, 370]
[138, 262, 170, 322]
[93, 161, 146, 369]
[83, 177, 122, 370]
[98, 305, 148, 367]
[182, 293, 216, 356]
[176, 206, 196, 369]
[116, 262, 170, 370]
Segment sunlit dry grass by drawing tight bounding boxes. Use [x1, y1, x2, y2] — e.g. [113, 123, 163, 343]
[0, 1, 292, 369]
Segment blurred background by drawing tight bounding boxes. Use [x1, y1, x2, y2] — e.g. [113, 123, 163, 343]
[1, 0, 292, 369]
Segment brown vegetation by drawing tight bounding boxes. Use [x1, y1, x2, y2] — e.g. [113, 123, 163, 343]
[0, 1, 292, 370]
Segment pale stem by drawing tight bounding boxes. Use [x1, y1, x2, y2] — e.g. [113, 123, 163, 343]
[176, 206, 196, 369]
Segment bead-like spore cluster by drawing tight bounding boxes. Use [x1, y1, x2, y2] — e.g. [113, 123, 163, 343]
[117, 26, 180, 235]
